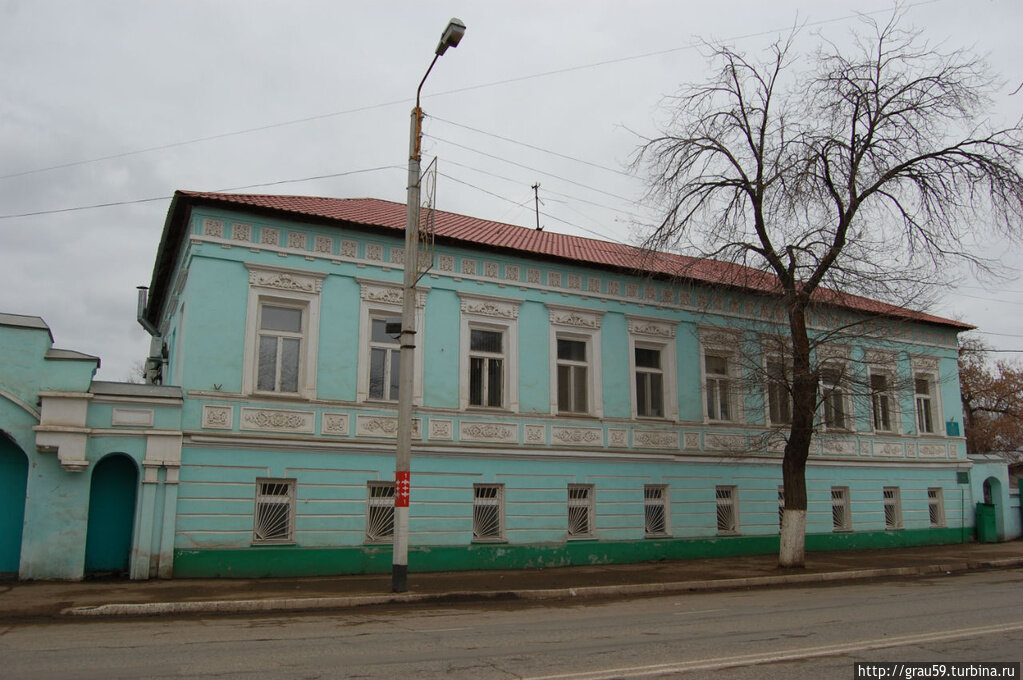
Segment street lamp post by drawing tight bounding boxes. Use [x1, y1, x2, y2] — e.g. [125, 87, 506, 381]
[393, 18, 466, 594]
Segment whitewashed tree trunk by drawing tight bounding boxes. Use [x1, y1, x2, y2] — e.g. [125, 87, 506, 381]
[779, 509, 807, 568]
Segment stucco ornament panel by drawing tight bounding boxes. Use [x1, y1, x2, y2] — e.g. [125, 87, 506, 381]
[548, 307, 602, 329]
[918, 443, 948, 458]
[314, 235, 333, 254]
[428, 419, 454, 440]
[547, 272, 562, 288]
[240, 408, 314, 433]
[633, 429, 679, 450]
[822, 440, 857, 456]
[627, 318, 675, 338]
[524, 424, 546, 444]
[288, 232, 307, 250]
[587, 278, 602, 294]
[461, 259, 478, 276]
[607, 280, 621, 296]
[699, 328, 740, 351]
[322, 413, 350, 436]
[484, 262, 499, 278]
[683, 432, 702, 451]
[527, 268, 541, 284]
[551, 426, 603, 446]
[247, 264, 325, 293]
[438, 254, 455, 272]
[912, 356, 940, 372]
[504, 264, 520, 282]
[111, 408, 154, 427]
[201, 405, 234, 429]
[232, 223, 252, 242]
[567, 274, 582, 290]
[459, 421, 518, 443]
[260, 228, 280, 246]
[202, 218, 224, 237]
[359, 281, 427, 309]
[366, 243, 384, 261]
[460, 295, 520, 319]
[390, 247, 405, 265]
[340, 240, 358, 258]
[608, 428, 628, 447]
[705, 433, 748, 452]
[355, 415, 422, 439]
[877, 442, 906, 458]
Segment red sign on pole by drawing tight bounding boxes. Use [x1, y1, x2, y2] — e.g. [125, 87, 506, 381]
[395, 471, 411, 508]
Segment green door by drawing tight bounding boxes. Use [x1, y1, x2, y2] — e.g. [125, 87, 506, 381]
[84, 455, 138, 575]
[0, 435, 28, 576]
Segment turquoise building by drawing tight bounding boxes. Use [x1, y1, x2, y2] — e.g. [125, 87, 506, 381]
[1, 190, 1007, 580]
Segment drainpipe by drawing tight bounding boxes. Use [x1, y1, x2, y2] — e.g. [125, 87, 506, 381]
[136, 286, 164, 385]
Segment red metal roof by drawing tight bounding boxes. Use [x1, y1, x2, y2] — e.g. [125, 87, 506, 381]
[174, 191, 970, 330]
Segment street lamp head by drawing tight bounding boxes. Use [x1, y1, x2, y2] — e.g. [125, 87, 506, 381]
[435, 18, 466, 56]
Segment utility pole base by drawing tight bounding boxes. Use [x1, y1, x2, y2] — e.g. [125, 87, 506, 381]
[392, 564, 408, 593]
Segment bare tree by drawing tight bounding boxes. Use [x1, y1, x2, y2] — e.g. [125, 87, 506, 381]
[635, 14, 1023, 567]
[960, 338, 1023, 460]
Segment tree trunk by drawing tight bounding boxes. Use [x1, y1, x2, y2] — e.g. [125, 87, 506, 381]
[779, 301, 815, 568]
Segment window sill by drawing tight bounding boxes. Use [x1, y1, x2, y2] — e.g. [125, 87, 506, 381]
[251, 541, 296, 547]
[471, 538, 508, 544]
[566, 535, 597, 541]
[644, 533, 671, 539]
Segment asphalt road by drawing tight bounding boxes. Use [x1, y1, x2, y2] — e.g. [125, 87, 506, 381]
[2, 569, 1021, 679]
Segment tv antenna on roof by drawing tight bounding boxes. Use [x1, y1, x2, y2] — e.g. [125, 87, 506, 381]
[531, 182, 544, 231]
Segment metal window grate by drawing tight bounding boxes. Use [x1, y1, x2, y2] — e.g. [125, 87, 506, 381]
[366, 482, 395, 542]
[473, 484, 504, 540]
[644, 485, 667, 536]
[716, 486, 736, 533]
[883, 487, 902, 529]
[832, 487, 850, 531]
[254, 479, 295, 543]
[567, 484, 593, 537]
[928, 488, 945, 527]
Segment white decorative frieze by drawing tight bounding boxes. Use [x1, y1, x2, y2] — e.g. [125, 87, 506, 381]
[340, 240, 358, 258]
[626, 283, 639, 298]
[551, 426, 603, 446]
[527, 268, 541, 284]
[460, 295, 520, 319]
[240, 408, 314, 433]
[366, 243, 383, 261]
[705, 433, 747, 451]
[202, 218, 224, 237]
[633, 429, 679, 450]
[524, 424, 546, 444]
[321, 413, 350, 436]
[359, 281, 427, 308]
[484, 262, 499, 278]
[548, 307, 602, 329]
[355, 415, 422, 439]
[390, 247, 405, 265]
[822, 440, 857, 456]
[428, 419, 454, 441]
[877, 442, 906, 458]
[438, 254, 455, 272]
[505, 264, 520, 282]
[607, 281, 621, 296]
[459, 421, 518, 444]
[567, 274, 582, 290]
[644, 286, 657, 302]
[111, 408, 154, 427]
[314, 235, 333, 254]
[661, 289, 674, 304]
[201, 405, 233, 430]
[232, 223, 251, 242]
[260, 227, 280, 246]
[699, 327, 740, 350]
[918, 443, 948, 458]
[860, 441, 872, 457]
[587, 278, 602, 294]
[683, 432, 702, 450]
[912, 356, 940, 372]
[288, 232, 307, 250]
[548, 272, 562, 288]
[608, 428, 628, 447]
[247, 264, 325, 293]
[628, 318, 675, 338]
[461, 259, 478, 276]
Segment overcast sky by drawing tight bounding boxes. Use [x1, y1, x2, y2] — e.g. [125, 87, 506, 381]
[2, 0, 1021, 382]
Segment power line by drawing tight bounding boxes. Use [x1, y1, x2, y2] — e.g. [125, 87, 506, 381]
[0, 166, 402, 219]
[0, 1, 938, 182]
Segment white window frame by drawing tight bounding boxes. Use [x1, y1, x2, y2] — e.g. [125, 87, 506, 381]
[765, 356, 792, 427]
[567, 483, 595, 539]
[472, 483, 505, 541]
[715, 485, 738, 535]
[819, 361, 852, 431]
[252, 477, 296, 545]
[366, 313, 403, 402]
[883, 486, 902, 530]
[644, 484, 670, 537]
[627, 317, 678, 421]
[548, 306, 603, 418]
[927, 487, 946, 527]
[459, 294, 520, 412]
[356, 280, 427, 405]
[365, 481, 395, 544]
[831, 486, 851, 532]
[913, 373, 941, 436]
[242, 264, 325, 398]
[868, 368, 898, 433]
[699, 328, 741, 424]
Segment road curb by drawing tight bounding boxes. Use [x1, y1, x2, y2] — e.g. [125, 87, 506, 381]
[61, 557, 1023, 619]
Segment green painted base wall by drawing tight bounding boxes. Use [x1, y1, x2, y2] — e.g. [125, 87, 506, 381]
[173, 527, 967, 578]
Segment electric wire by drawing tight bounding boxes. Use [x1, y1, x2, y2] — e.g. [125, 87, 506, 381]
[0, 0, 939, 182]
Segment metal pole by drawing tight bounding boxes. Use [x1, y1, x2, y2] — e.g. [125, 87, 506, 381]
[394, 105, 422, 593]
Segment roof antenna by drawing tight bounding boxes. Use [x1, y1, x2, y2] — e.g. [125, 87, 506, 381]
[532, 182, 544, 231]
